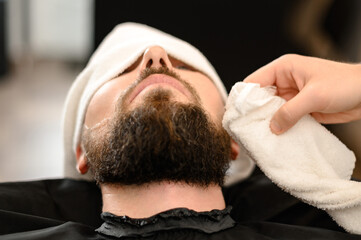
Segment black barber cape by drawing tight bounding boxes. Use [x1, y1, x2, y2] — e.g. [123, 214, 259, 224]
[1, 168, 361, 240]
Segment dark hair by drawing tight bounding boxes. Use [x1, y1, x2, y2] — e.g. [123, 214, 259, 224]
[83, 89, 231, 187]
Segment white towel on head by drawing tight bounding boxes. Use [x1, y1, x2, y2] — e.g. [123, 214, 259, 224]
[61, 22, 254, 184]
[222, 82, 361, 234]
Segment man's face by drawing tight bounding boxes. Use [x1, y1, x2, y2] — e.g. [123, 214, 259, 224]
[79, 46, 233, 186]
[84, 46, 225, 129]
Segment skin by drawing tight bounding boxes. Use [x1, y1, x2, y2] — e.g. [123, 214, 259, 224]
[84, 46, 225, 129]
[244, 54, 361, 134]
[75, 46, 239, 218]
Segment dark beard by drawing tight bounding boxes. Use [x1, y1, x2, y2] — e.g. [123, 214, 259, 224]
[83, 89, 231, 187]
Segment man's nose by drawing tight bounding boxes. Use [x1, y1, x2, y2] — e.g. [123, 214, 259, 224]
[139, 46, 172, 70]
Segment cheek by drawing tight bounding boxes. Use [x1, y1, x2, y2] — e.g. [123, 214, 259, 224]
[198, 85, 225, 122]
[84, 72, 137, 128]
[181, 71, 225, 123]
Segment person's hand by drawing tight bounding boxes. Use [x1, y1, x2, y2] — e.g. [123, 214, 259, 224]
[244, 54, 361, 134]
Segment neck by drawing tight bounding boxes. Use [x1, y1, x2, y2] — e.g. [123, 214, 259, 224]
[100, 181, 226, 218]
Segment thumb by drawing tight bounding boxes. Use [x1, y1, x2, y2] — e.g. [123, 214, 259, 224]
[270, 90, 313, 134]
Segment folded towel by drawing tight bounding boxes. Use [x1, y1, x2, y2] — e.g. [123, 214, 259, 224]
[222, 82, 361, 234]
[61, 22, 254, 184]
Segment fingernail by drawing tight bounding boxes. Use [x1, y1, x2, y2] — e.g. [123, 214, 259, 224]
[270, 120, 282, 133]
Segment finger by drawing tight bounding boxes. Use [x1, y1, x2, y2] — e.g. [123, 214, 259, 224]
[244, 62, 277, 87]
[270, 89, 315, 134]
[244, 55, 295, 87]
[311, 110, 361, 124]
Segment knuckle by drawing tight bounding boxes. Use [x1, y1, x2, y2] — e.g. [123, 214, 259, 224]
[278, 104, 297, 125]
[277, 54, 300, 64]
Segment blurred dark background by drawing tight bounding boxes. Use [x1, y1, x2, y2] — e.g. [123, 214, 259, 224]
[94, 0, 361, 92]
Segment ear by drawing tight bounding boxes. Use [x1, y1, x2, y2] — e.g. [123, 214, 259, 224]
[230, 138, 240, 160]
[76, 144, 89, 174]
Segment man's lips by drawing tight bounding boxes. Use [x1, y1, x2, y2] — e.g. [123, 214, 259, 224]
[127, 74, 192, 103]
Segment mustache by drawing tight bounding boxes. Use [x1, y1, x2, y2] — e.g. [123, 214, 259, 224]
[137, 67, 182, 85]
[117, 67, 201, 110]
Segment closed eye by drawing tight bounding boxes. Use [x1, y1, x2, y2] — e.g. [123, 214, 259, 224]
[176, 65, 191, 70]
[170, 56, 196, 72]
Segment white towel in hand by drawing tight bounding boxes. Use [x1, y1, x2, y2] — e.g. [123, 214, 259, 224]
[222, 82, 361, 234]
